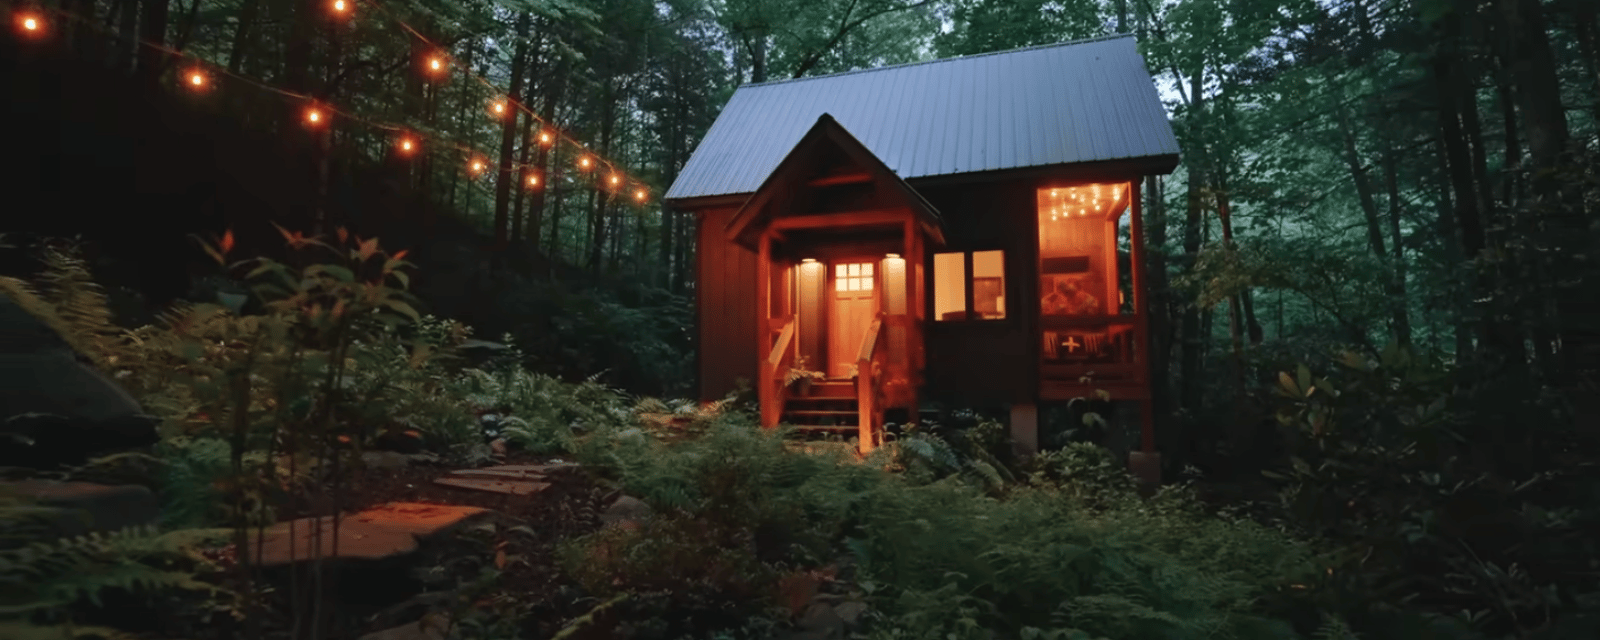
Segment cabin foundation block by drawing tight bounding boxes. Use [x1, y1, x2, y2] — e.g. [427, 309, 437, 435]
[1128, 450, 1161, 488]
[1009, 403, 1039, 457]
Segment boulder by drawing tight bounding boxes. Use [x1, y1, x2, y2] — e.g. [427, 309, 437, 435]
[0, 297, 158, 469]
[0, 480, 160, 541]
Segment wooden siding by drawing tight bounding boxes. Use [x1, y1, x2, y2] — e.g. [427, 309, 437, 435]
[696, 206, 760, 402]
[915, 179, 1039, 404]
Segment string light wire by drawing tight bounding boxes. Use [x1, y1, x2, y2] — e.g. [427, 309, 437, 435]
[3, 0, 654, 203]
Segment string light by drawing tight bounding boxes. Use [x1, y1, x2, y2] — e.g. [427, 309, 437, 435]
[3, 0, 653, 205]
[16, 11, 42, 35]
[634, 188, 647, 202]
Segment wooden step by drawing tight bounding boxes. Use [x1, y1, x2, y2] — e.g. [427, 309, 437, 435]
[786, 409, 857, 417]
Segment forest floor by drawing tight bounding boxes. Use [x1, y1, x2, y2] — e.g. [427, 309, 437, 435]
[232, 451, 633, 640]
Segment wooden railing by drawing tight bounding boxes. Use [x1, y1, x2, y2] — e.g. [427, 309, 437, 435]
[855, 316, 886, 454]
[760, 318, 796, 429]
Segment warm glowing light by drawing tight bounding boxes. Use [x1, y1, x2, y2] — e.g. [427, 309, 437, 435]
[18, 12, 42, 33]
[609, 174, 620, 185]
[331, 0, 349, 13]
[429, 57, 444, 72]
[398, 137, 416, 154]
[492, 101, 507, 116]
[527, 174, 540, 187]
[634, 188, 647, 201]
[801, 258, 818, 264]
[538, 131, 552, 145]
[579, 156, 593, 169]
[470, 160, 486, 173]
[187, 70, 206, 87]
[886, 253, 900, 259]
[306, 107, 323, 125]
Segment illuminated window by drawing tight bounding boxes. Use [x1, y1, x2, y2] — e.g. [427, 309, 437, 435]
[934, 250, 1006, 321]
[835, 262, 874, 291]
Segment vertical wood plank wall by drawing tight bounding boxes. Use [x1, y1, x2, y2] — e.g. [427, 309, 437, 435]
[696, 207, 760, 402]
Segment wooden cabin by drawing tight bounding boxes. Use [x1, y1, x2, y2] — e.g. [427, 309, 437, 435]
[664, 35, 1180, 467]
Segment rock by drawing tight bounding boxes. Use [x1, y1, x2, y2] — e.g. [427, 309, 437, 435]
[833, 601, 868, 626]
[1, 480, 160, 539]
[432, 476, 549, 496]
[362, 451, 415, 471]
[0, 297, 159, 469]
[600, 495, 652, 528]
[797, 602, 845, 638]
[489, 438, 507, 457]
[246, 502, 489, 566]
[358, 613, 451, 640]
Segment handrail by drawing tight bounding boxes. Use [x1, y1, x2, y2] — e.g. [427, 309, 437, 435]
[855, 316, 884, 454]
[760, 319, 797, 428]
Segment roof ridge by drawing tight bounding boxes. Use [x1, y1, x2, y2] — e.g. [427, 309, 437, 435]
[741, 33, 1137, 89]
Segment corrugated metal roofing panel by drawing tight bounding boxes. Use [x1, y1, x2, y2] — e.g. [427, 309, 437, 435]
[665, 34, 1180, 202]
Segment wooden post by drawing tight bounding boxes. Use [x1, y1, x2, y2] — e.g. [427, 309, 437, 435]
[1010, 403, 1039, 457]
[1128, 180, 1154, 454]
[1127, 179, 1161, 489]
[758, 232, 774, 427]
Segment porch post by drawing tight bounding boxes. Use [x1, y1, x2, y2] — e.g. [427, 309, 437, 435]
[758, 231, 775, 427]
[1128, 179, 1161, 488]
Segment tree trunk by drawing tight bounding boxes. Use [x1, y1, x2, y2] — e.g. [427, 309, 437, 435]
[1338, 110, 1408, 346]
[226, 0, 262, 73]
[116, 0, 140, 73]
[1177, 68, 1207, 416]
[1382, 142, 1412, 347]
[492, 13, 533, 248]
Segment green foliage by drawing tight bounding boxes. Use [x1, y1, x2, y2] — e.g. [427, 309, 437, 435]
[1263, 342, 1600, 638]
[0, 488, 229, 638]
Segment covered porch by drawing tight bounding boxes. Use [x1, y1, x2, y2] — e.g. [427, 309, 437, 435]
[724, 114, 945, 453]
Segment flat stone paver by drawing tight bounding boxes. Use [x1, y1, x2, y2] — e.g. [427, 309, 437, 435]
[247, 502, 489, 566]
[432, 477, 550, 496]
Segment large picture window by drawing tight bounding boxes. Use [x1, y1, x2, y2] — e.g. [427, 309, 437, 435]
[933, 250, 1006, 321]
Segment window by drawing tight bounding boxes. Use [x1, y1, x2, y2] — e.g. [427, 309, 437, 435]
[934, 250, 1006, 321]
[834, 262, 874, 291]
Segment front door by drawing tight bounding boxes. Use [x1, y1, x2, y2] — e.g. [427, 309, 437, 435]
[829, 260, 878, 378]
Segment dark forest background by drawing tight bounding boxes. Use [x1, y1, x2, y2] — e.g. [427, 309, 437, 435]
[4, 0, 1600, 637]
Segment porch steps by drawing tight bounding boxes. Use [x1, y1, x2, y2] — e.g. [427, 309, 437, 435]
[782, 379, 861, 434]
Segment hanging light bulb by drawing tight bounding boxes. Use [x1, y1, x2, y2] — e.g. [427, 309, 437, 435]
[609, 174, 620, 187]
[305, 106, 324, 126]
[538, 130, 552, 145]
[186, 69, 206, 88]
[578, 156, 593, 170]
[470, 159, 486, 174]
[491, 100, 508, 117]
[17, 11, 43, 35]
[397, 136, 416, 155]
[527, 173, 540, 188]
[331, 0, 351, 15]
[634, 188, 647, 202]
[428, 56, 445, 75]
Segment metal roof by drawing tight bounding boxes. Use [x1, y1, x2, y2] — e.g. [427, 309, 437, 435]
[666, 34, 1180, 202]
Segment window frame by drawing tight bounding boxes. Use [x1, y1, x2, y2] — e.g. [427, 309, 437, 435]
[931, 248, 1009, 323]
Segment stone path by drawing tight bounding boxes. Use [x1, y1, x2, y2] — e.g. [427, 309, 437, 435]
[246, 502, 490, 566]
[429, 462, 578, 496]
